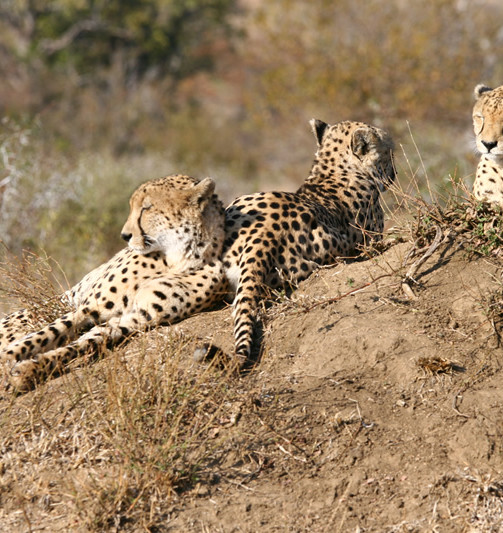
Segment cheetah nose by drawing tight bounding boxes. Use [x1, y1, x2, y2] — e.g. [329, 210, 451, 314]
[121, 232, 132, 242]
[482, 140, 498, 152]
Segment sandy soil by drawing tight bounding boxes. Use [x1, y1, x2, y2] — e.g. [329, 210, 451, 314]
[165, 238, 503, 532]
[2, 235, 503, 532]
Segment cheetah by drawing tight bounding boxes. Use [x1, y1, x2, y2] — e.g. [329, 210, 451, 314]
[472, 84, 503, 206]
[217, 119, 395, 363]
[1, 174, 227, 391]
[2, 120, 394, 391]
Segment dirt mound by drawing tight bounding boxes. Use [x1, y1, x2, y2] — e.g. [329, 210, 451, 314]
[2, 235, 503, 532]
[167, 238, 503, 532]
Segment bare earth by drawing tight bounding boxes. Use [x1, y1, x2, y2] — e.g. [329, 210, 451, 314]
[2, 234, 503, 532]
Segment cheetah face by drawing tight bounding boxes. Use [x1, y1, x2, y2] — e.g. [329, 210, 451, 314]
[473, 84, 503, 161]
[311, 119, 396, 190]
[121, 177, 217, 258]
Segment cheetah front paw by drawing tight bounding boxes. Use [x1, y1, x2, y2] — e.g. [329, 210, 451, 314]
[9, 359, 40, 393]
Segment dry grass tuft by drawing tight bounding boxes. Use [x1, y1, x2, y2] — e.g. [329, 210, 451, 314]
[0, 246, 70, 325]
[0, 331, 242, 531]
[389, 167, 503, 259]
[416, 355, 457, 375]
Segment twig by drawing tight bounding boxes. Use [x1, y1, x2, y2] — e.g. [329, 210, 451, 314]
[452, 392, 470, 419]
[255, 413, 309, 457]
[276, 443, 308, 463]
[301, 273, 394, 312]
[225, 479, 255, 492]
[401, 225, 443, 299]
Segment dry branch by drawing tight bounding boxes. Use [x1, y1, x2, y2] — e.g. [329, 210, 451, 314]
[401, 225, 443, 299]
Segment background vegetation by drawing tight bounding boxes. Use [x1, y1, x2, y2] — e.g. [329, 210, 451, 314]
[2, 3, 503, 530]
[1, 0, 503, 283]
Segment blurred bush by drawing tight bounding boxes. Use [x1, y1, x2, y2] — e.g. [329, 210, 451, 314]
[0, 117, 183, 281]
[1, 0, 502, 284]
[244, 0, 503, 125]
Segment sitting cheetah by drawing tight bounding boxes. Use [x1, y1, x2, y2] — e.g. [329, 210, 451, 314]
[1, 174, 227, 391]
[218, 119, 395, 363]
[472, 84, 503, 206]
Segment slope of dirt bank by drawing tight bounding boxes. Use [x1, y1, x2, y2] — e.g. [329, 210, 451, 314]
[168, 239, 503, 532]
[2, 236, 503, 532]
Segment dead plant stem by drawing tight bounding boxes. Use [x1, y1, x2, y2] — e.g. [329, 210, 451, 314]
[301, 273, 396, 313]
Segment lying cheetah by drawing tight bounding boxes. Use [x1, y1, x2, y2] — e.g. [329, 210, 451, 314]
[219, 119, 395, 363]
[472, 84, 503, 206]
[1, 174, 227, 391]
[2, 120, 394, 391]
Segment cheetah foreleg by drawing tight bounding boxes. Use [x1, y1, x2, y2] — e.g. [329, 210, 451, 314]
[8, 316, 137, 392]
[8, 263, 227, 391]
[1, 309, 94, 368]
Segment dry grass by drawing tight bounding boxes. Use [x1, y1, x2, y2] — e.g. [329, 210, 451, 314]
[0, 247, 70, 322]
[386, 137, 503, 260]
[0, 252, 245, 531]
[0, 330, 243, 531]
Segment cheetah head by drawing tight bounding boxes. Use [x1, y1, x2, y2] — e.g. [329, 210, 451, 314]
[121, 175, 225, 266]
[310, 119, 396, 190]
[473, 84, 503, 162]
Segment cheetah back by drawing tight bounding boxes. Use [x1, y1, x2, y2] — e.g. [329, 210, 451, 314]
[223, 119, 395, 359]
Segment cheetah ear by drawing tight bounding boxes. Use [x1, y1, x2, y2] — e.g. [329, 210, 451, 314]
[190, 177, 216, 207]
[351, 128, 376, 159]
[474, 84, 492, 100]
[310, 119, 329, 147]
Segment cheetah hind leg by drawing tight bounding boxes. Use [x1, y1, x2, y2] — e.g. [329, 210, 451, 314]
[8, 266, 227, 392]
[0, 308, 39, 351]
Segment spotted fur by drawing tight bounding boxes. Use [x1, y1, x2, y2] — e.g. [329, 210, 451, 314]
[220, 119, 395, 362]
[472, 84, 503, 206]
[1, 174, 226, 391]
[2, 121, 395, 391]
[0, 309, 38, 351]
